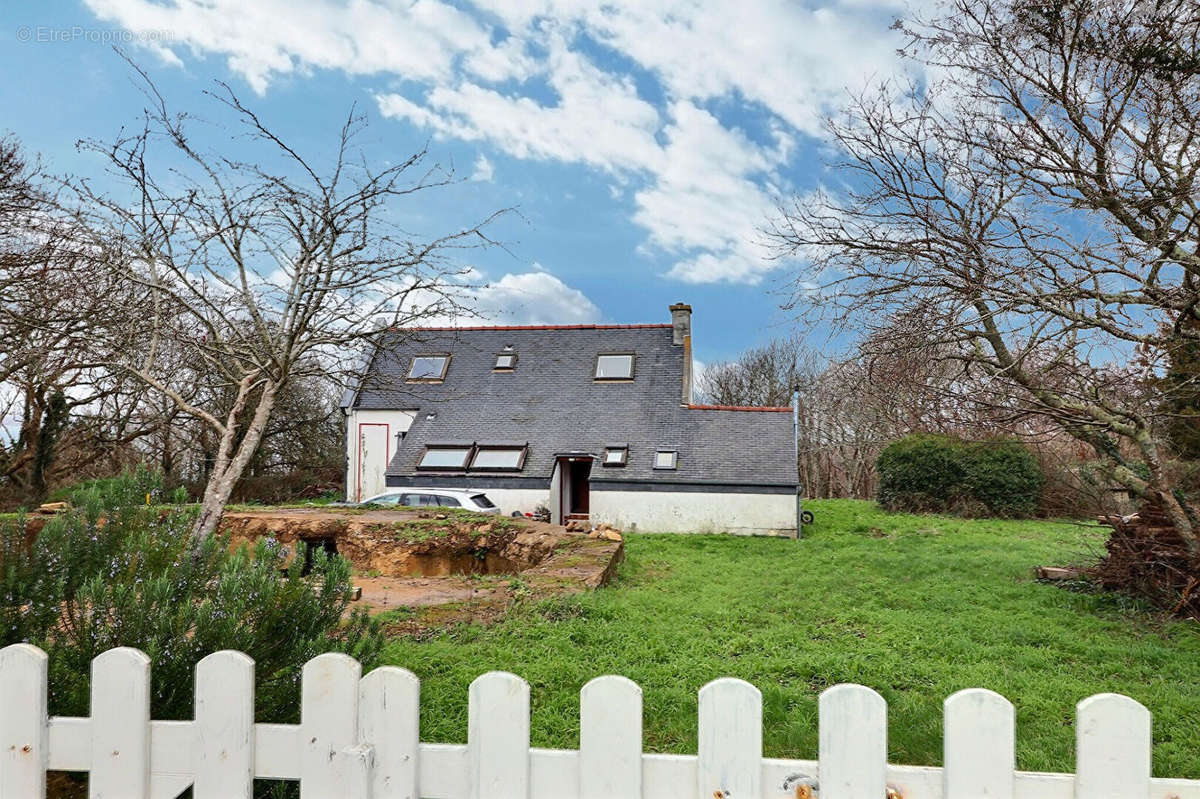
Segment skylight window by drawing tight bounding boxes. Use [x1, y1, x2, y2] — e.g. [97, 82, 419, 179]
[595, 353, 634, 380]
[654, 450, 678, 470]
[603, 446, 628, 466]
[417, 446, 471, 469]
[494, 352, 517, 371]
[408, 355, 450, 381]
[470, 446, 527, 471]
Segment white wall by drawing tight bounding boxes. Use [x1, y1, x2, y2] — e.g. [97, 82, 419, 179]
[591, 490, 797, 537]
[344, 409, 416, 501]
[471, 488, 552, 517]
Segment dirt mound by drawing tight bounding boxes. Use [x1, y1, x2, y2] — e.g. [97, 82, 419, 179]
[220, 508, 571, 576]
[219, 508, 625, 631]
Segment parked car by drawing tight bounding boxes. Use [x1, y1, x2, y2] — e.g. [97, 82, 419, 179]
[336, 488, 500, 514]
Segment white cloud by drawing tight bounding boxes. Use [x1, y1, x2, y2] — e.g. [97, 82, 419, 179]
[470, 154, 494, 182]
[471, 271, 601, 324]
[487, 1, 904, 137]
[85, 0, 911, 283]
[376, 32, 664, 175]
[690, 358, 708, 403]
[632, 102, 782, 282]
[390, 268, 601, 327]
[83, 0, 504, 94]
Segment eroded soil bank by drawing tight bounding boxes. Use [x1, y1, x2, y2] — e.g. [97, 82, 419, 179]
[218, 508, 624, 627]
[222, 508, 579, 574]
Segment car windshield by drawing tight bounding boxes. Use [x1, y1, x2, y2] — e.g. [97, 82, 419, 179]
[471, 493, 496, 508]
[363, 494, 401, 505]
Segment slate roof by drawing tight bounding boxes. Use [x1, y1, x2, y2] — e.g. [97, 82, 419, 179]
[353, 324, 797, 488]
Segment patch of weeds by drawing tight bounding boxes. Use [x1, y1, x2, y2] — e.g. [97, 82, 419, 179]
[532, 595, 590, 621]
[507, 577, 532, 601]
[376, 606, 416, 623]
[391, 520, 457, 543]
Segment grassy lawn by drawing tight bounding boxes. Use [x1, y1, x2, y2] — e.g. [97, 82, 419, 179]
[380, 499, 1200, 777]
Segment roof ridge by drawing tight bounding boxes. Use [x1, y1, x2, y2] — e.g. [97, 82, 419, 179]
[389, 323, 673, 332]
[687, 403, 794, 413]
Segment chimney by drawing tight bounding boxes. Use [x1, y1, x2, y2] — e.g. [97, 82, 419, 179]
[669, 303, 693, 404]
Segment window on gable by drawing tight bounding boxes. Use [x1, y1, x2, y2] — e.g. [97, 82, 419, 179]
[603, 446, 628, 466]
[417, 446, 472, 469]
[407, 355, 450, 381]
[494, 352, 517, 371]
[595, 353, 634, 380]
[654, 450, 678, 470]
[470, 446, 527, 471]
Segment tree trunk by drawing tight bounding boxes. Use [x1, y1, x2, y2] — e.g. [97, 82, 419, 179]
[1137, 438, 1199, 556]
[191, 382, 278, 541]
[29, 390, 68, 504]
[976, 312, 1200, 552]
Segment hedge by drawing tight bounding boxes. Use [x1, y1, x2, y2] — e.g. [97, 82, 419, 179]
[877, 433, 1044, 517]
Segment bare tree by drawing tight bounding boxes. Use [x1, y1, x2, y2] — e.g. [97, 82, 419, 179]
[73, 67, 502, 539]
[771, 0, 1200, 548]
[696, 337, 820, 407]
[0, 138, 156, 503]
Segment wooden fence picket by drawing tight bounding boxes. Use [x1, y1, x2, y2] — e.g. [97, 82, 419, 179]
[944, 688, 1014, 799]
[359, 666, 420, 799]
[0, 644, 1193, 799]
[580, 675, 642, 799]
[299, 653, 362, 799]
[1076, 694, 1151, 799]
[468, 672, 530, 799]
[698, 678, 761, 799]
[820, 684, 887, 799]
[90, 647, 151, 799]
[0, 644, 48, 799]
[330, 743, 374, 798]
[193, 651, 255, 799]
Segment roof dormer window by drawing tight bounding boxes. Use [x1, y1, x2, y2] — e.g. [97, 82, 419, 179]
[470, 445, 528, 471]
[494, 352, 517, 371]
[595, 353, 634, 380]
[603, 446, 628, 466]
[417, 445, 472, 469]
[407, 355, 450, 382]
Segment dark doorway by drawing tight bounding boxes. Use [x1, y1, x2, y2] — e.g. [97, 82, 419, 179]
[568, 459, 592, 514]
[302, 537, 339, 576]
[557, 456, 593, 521]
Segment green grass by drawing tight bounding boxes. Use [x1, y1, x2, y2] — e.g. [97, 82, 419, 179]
[380, 499, 1200, 777]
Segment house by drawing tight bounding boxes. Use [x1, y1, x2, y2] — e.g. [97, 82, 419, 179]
[341, 304, 799, 535]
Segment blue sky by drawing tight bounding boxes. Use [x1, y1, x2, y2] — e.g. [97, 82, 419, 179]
[0, 0, 912, 365]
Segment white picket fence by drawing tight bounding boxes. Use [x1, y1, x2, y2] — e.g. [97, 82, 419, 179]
[1, 644, 1197, 799]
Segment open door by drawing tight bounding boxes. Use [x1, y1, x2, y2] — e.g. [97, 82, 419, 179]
[555, 455, 592, 524]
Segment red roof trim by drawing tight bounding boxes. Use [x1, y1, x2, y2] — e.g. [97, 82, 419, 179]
[390, 323, 673, 332]
[687, 403, 793, 413]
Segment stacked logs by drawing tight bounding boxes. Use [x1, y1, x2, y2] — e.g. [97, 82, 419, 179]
[1096, 500, 1200, 620]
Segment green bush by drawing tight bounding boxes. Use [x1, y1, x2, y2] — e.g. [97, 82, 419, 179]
[877, 434, 1044, 517]
[48, 465, 185, 508]
[1, 472, 382, 724]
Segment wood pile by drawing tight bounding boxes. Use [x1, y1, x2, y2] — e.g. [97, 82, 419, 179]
[1095, 499, 1200, 619]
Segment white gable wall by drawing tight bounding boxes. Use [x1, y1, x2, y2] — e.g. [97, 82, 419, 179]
[344, 409, 417, 502]
[591, 490, 797, 536]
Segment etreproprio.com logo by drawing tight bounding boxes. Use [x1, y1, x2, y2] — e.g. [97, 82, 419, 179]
[16, 26, 175, 44]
